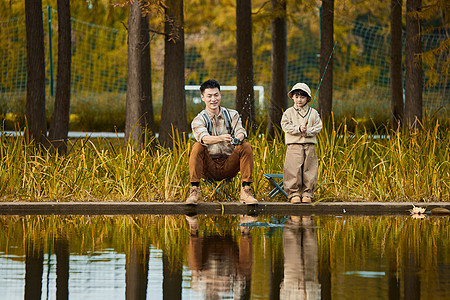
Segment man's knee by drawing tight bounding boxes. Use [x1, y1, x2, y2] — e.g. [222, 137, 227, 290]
[237, 141, 252, 154]
[190, 142, 206, 157]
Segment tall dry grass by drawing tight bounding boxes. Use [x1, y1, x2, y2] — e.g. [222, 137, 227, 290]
[0, 118, 448, 202]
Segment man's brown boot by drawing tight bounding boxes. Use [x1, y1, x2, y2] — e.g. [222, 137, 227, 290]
[240, 186, 258, 205]
[186, 186, 200, 205]
[185, 215, 199, 235]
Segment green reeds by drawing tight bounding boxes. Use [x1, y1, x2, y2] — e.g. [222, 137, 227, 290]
[0, 118, 448, 202]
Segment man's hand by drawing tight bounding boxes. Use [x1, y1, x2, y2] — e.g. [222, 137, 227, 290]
[221, 134, 233, 143]
[202, 134, 233, 145]
[235, 133, 246, 142]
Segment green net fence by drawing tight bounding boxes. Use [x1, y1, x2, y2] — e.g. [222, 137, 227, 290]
[0, 7, 447, 131]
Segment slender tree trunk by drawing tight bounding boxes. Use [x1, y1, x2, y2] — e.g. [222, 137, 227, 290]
[318, 0, 334, 123]
[25, 0, 47, 144]
[126, 0, 144, 148]
[267, 0, 287, 139]
[125, 2, 154, 149]
[25, 240, 44, 300]
[390, 0, 403, 131]
[388, 250, 400, 299]
[405, 0, 422, 129]
[126, 239, 149, 300]
[55, 236, 69, 300]
[162, 253, 182, 300]
[49, 0, 71, 153]
[236, 0, 256, 132]
[159, 0, 188, 148]
[141, 14, 155, 140]
[403, 246, 420, 300]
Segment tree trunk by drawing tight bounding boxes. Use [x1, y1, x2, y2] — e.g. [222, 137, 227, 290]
[141, 14, 155, 140]
[390, 0, 403, 131]
[267, 0, 287, 139]
[25, 239, 44, 300]
[49, 0, 71, 153]
[318, 0, 334, 123]
[55, 236, 69, 300]
[125, 3, 154, 149]
[236, 0, 256, 132]
[126, 0, 144, 148]
[126, 239, 149, 300]
[162, 253, 182, 300]
[25, 0, 47, 144]
[405, 0, 422, 129]
[159, 0, 188, 148]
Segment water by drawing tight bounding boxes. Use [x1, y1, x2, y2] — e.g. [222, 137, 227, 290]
[0, 214, 448, 299]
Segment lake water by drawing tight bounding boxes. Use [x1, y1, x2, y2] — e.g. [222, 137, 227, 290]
[0, 214, 448, 299]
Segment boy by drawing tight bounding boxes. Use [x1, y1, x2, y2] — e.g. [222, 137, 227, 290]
[281, 83, 322, 203]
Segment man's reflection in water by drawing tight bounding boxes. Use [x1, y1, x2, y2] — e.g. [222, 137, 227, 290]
[186, 215, 255, 300]
[280, 216, 321, 300]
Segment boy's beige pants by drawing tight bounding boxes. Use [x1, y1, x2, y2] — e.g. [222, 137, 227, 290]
[283, 144, 318, 199]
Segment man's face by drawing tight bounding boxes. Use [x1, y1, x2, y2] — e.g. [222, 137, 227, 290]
[292, 93, 308, 107]
[201, 87, 221, 112]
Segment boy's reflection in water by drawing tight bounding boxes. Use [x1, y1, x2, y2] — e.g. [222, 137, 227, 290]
[280, 216, 321, 300]
[186, 215, 255, 300]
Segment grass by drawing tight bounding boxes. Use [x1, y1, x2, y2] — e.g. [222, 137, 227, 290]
[0, 117, 448, 202]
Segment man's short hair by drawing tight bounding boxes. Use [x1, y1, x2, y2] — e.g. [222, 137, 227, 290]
[200, 79, 221, 94]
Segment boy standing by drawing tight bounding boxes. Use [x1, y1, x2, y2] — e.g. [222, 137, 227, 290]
[281, 83, 322, 203]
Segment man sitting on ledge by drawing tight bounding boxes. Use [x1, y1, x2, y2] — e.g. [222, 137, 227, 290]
[186, 79, 258, 205]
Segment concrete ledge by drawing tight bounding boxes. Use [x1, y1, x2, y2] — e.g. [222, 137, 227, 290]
[0, 201, 449, 216]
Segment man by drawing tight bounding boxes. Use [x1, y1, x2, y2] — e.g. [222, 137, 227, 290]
[186, 79, 258, 205]
[185, 214, 254, 298]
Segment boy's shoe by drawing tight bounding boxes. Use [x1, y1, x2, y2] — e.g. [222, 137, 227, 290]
[290, 216, 301, 225]
[240, 186, 258, 205]
[290, 196, 301, 204]
[302, 196, 312, 203]
[186, 186, 200, 205]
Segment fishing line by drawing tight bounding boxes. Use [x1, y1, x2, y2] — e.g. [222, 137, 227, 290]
[305, 42, 337, 125]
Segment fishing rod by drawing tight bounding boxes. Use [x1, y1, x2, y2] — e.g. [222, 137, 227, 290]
[230, 112, 243, 145]
[305, 42, 337, 125]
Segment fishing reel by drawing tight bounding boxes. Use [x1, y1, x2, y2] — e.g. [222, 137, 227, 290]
[231, 137, 242, 145]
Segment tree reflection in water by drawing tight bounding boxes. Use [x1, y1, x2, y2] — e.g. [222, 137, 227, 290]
[1, 215, 449, 299]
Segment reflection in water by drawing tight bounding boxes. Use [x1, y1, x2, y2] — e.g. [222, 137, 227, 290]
[186, 215, 254, 300]
[55, 235, 69, 300]
[163, 251, 182, 300]
[126, 237, 149, 300]
[280, 216, 320, 300]
[25, 237, 44, 300]
[1, 215, 449, 299]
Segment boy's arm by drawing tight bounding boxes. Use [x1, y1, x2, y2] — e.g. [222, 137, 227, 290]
[281, 111, 302, 135]
[306, 110, 323, 137]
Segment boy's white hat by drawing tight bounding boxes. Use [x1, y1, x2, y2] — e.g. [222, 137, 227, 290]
[288, 83, 312, 99]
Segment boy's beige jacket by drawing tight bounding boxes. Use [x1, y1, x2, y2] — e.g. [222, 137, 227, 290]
[281, 105, 322, 144]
